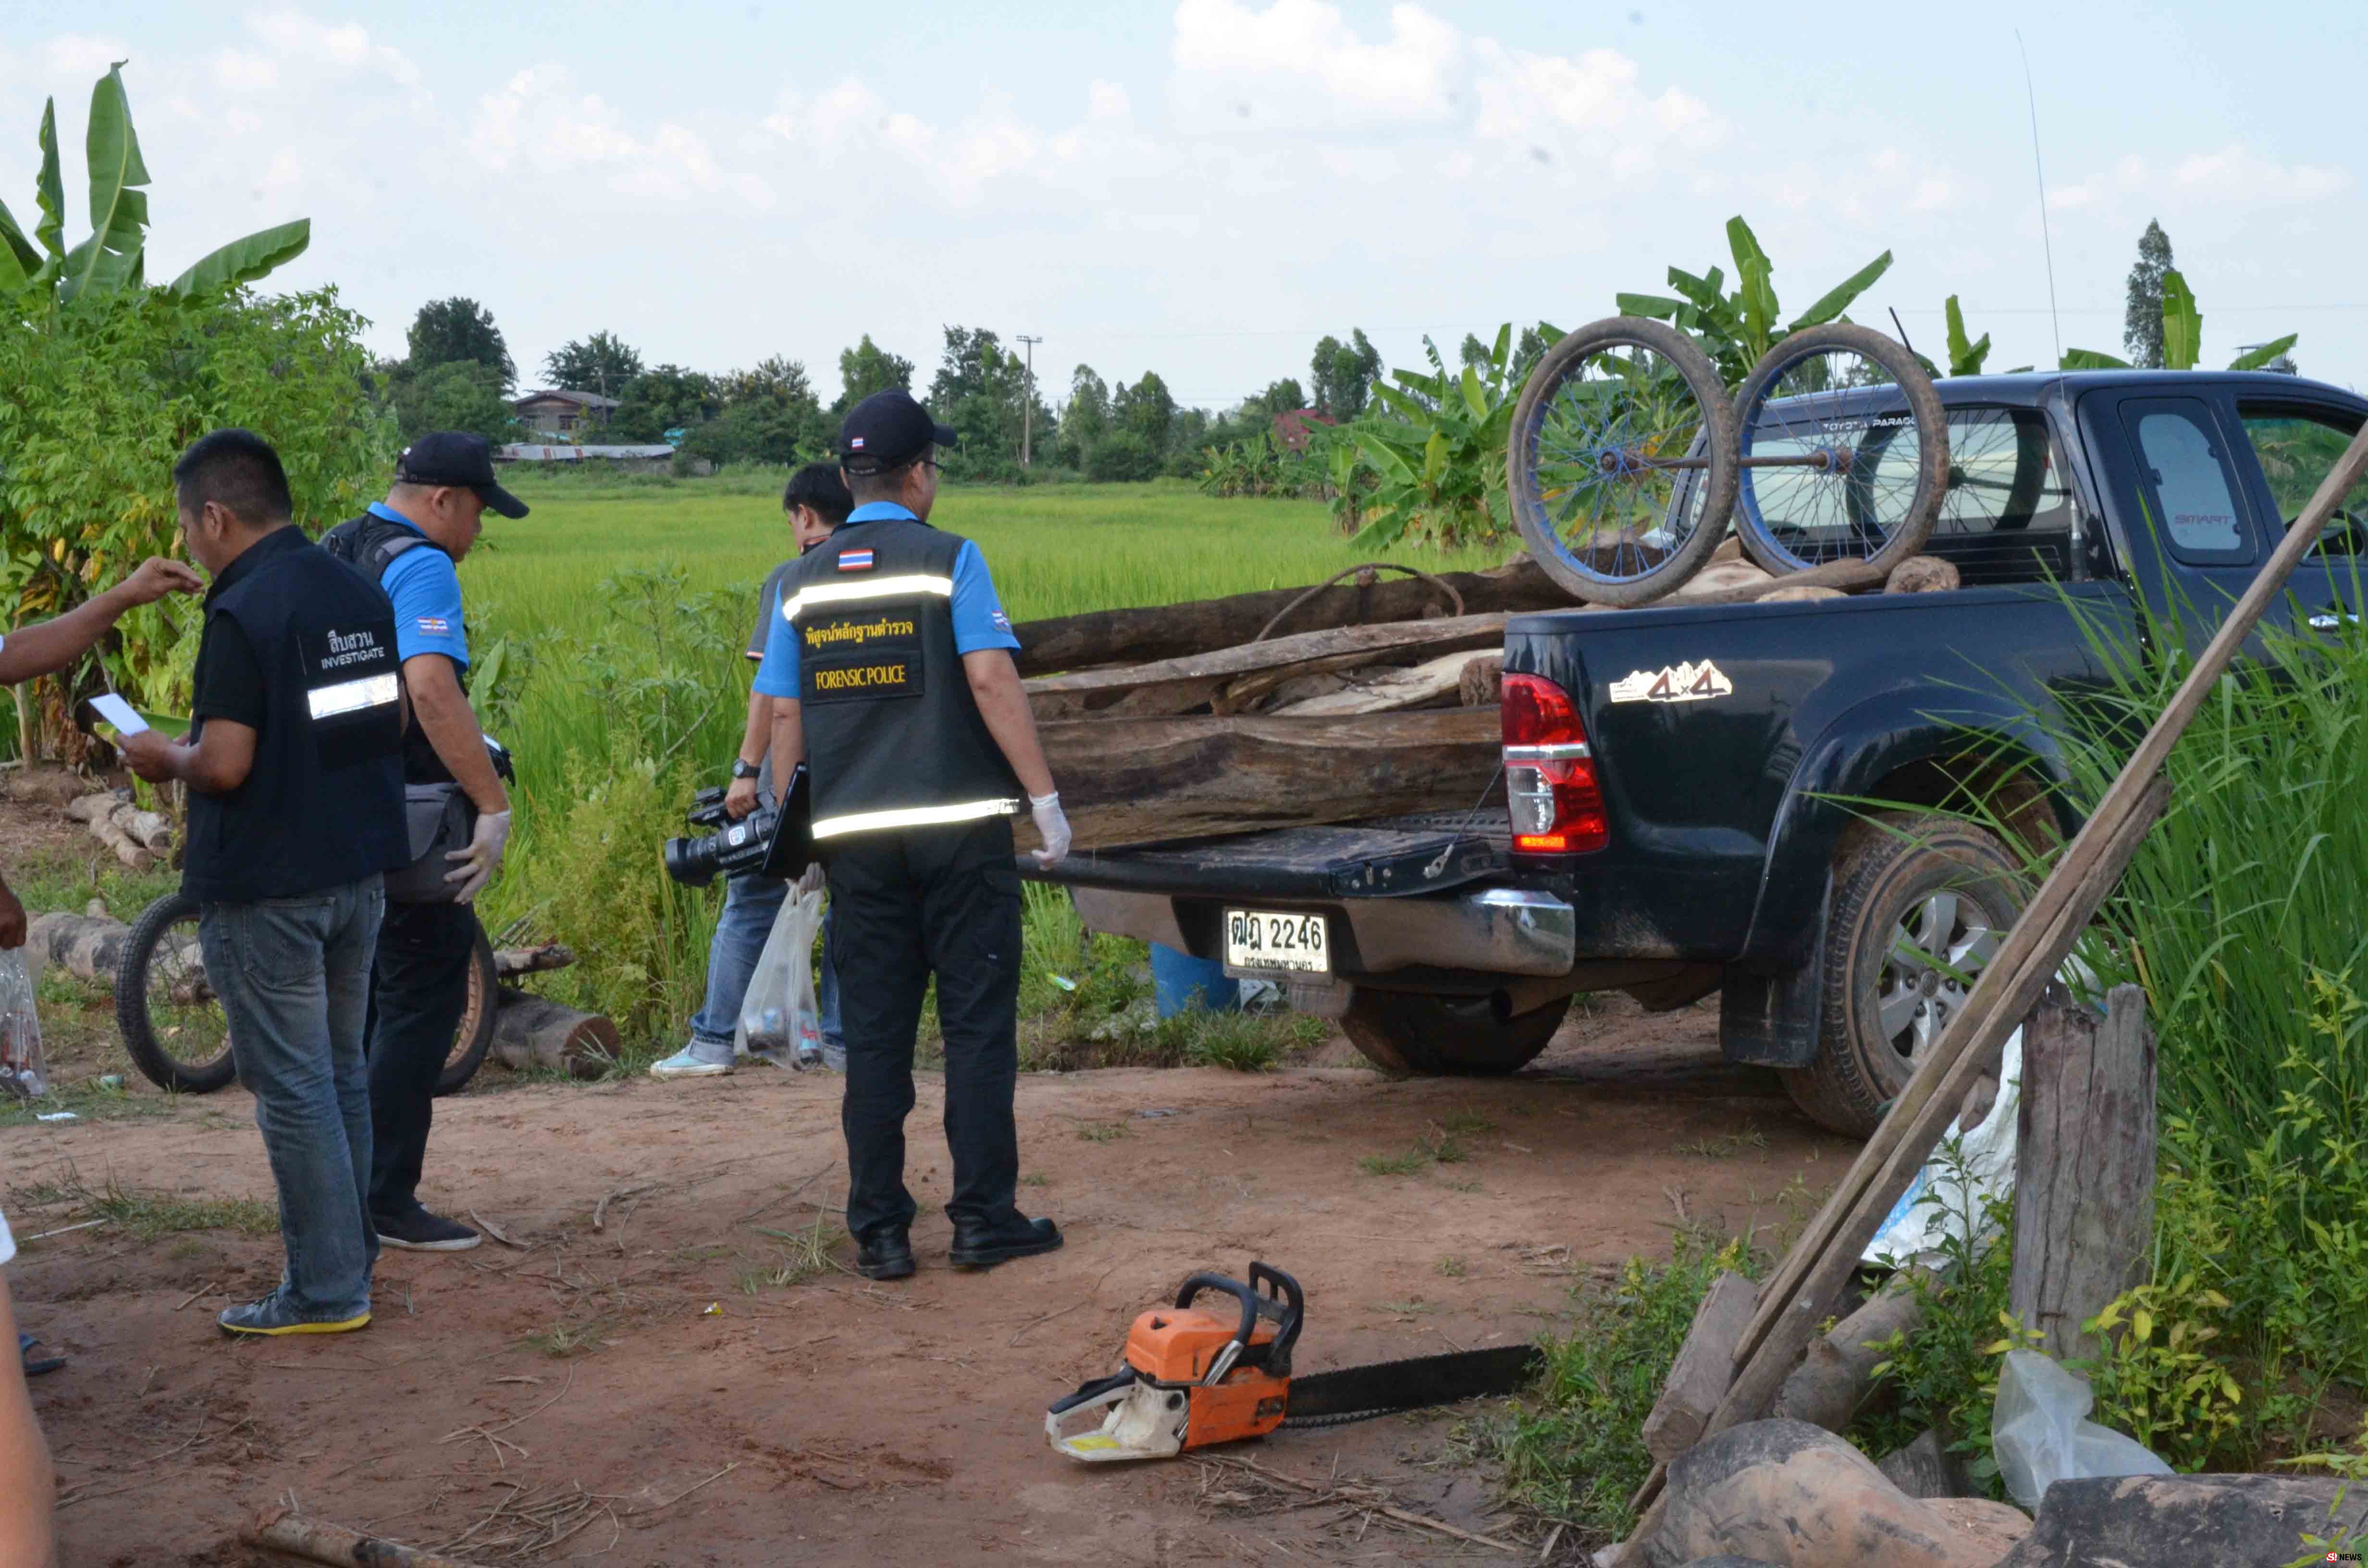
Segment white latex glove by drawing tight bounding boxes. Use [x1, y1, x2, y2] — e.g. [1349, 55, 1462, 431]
[1029, 791, 1072, 868]
[444, 808, 512, 905]
[793, 859, 826, 897]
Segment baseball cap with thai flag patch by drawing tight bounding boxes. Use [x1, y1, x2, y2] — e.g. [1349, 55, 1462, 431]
[837, 391, 958, 476]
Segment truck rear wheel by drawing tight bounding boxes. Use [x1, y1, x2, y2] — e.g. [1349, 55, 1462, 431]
[1339, 989, 1572, 1077]
[1780, 812, 2026, 1137]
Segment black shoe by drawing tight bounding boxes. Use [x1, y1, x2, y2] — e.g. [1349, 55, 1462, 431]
[18, 1334, 62, 1377]
[855, 1230, 915, 1280]
[374, 1208, 481, 1252]
[950, 1215, 1063, 1270]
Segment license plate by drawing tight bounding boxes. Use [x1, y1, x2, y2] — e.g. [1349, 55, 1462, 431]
[1222, 908, 1331, 977]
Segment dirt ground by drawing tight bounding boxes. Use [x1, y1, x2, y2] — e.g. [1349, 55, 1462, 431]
[1, 989, 1852, 1568]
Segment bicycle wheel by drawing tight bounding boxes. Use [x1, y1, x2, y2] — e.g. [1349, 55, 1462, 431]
[115, 891, 238, 1094]
[1507, 317, 1739, 606]
[436, 921, 498, 1096]
[1732, 322, 1948, 577]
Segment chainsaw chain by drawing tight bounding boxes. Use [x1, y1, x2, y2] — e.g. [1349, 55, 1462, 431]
[1280, 1408, 1390, 1431]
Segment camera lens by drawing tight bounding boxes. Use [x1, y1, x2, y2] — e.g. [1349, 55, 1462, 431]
[661, 833, 722, 887]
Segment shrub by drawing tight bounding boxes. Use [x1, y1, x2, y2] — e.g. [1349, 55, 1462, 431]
[1085, 430, 1160, 482]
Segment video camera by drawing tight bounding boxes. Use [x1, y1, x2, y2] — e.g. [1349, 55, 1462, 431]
[660, 765, 813, 888]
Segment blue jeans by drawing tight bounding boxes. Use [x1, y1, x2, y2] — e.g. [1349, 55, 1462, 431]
[1152, 942, 1240, 1018]
[689, 876, 842, 1050]
[199, 876, 384, 1321]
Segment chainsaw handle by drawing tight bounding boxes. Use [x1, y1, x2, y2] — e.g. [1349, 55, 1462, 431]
[1248, 1262, 1305, 1372]
[1172, 1272, 1262, 1353]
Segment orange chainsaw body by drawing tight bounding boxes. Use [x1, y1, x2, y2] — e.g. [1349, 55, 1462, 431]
[1123, 1302, 1291, 1446]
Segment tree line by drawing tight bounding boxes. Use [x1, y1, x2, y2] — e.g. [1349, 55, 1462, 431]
[377, 298, 1395, 482]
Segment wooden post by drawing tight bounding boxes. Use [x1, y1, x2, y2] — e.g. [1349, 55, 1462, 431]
[2010, 983, 2157, 1362]
[1642, 1271, 1755, 1462]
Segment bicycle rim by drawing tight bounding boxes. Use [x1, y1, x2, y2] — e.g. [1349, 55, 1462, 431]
[141, 907, 234, 1084]
[1737, 338, 1942, 573]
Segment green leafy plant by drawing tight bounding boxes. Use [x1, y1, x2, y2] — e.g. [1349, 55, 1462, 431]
[2081, 1275, 2245, 1470]
[1944, 296, 1992, 378]
[1617, 216, 1892, 388]
[2061, 266, 2297, 371]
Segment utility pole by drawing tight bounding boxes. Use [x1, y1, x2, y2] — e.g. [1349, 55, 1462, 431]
[1016, 334, 1042, 467]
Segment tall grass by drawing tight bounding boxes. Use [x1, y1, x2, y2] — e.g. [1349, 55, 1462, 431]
[463, 474, 1510, 1052]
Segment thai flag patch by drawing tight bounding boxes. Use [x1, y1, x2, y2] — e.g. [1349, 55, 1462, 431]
[416, 616, 450, 634]
[838, 549, 875, 571]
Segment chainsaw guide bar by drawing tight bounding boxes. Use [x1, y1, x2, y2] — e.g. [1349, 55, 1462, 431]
[1047, 1262, 1542, 1463]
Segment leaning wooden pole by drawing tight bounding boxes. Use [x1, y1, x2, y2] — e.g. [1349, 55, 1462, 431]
[1612, 420, 2368, 1562]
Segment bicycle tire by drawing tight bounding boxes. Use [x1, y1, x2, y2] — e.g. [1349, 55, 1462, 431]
[1506, 317, 1739, 607]
[436, 921, 498, 1096]
[116, 890, 238, 1095]
[1731, 322, 1948, 578]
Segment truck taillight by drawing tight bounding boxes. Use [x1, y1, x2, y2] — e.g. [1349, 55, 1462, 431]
[1502, 672, 1607, 854]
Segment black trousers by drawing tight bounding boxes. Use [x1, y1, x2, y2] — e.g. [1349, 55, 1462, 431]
[826, 815, 1025, 1244]
[364, 899, 477, 1219]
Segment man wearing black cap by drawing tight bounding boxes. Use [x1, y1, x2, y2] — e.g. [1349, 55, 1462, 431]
[322, 433, 528, 1254]
[754, 390, 1073, 1280]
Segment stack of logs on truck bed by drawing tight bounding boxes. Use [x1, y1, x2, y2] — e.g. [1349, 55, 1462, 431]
[1011, 546, 1962, 854]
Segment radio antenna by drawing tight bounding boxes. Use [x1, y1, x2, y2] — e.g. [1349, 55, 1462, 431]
[2016, 29, 2064, 368]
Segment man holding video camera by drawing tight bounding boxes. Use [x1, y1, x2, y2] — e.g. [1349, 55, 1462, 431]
[652, 464, 851, 1078]
[755, 391, 1072, 1281]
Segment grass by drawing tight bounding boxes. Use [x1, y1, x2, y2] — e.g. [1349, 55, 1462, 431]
[6, 1170, 275, 1240]
[454, 469, 1513, 1058]
[1670, 1126, 1767, 1159]
[740, 1214, 847, 1293]
[1075, 1121, 1126, 1143]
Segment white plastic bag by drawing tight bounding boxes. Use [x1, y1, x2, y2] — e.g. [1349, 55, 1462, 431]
[0, 948, 48, 1100]
[736, 887, 824, 1068]
[1991, 1348, 2172, 1510]
[1862, 1026, 2023, 1266]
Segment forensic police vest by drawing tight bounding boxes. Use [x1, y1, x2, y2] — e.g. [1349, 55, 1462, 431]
[778, 516, 1023, 840]
[182, 529, 409, 904]
[321, 511, 456, 785]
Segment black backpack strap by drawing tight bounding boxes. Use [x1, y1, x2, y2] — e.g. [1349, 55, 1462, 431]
[321, 515, 432, 589]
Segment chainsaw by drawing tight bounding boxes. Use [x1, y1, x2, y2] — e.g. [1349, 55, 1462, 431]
[1046, 1262, 1542, 1463]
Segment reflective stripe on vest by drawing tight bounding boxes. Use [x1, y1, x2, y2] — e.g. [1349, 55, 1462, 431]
[781, 574, 955, 623]
[809, 795, 1023, 840]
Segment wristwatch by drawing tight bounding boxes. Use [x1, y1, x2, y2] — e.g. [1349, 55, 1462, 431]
[730, 758, 762, 781]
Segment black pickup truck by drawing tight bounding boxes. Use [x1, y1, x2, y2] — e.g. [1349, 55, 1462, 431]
[1033, 370, 2368, 1136]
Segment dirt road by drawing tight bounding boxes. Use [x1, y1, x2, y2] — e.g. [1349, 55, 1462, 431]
[5, 999, 1848, 1565]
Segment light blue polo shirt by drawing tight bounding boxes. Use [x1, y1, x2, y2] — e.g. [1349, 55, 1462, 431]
[367, 501, 470, 670]
[752, 504, 1017, 698]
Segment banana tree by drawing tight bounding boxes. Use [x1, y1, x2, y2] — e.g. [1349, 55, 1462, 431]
[2061, 268, 2296, 373]
[0, 62, 309, 306]
[1617, 216, 1893, 388]
[1334, 323, 1561, 549]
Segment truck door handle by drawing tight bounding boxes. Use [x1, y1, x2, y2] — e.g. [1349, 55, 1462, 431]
[2309, 612, 2359, 630]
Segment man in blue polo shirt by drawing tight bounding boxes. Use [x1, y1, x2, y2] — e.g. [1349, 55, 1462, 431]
[322, 434, 523, 1255]
[754, 390, 1071, 1282]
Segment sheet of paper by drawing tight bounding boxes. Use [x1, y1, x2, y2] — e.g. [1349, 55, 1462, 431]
[89, 694, 148, 735]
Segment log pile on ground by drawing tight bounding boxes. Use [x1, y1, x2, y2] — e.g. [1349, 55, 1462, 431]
[65, 792, 172, 870]
[1012, 550, 1968, 854]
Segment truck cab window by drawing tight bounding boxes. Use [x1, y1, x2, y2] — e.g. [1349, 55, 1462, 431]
[2130, 407, 2250, 562]
[2239, 406, 2368, 555]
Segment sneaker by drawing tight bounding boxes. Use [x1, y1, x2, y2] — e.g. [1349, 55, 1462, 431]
[650, 1041, 735, 1078]
[374, 1208, 481, 1252]
[218, 1294, 370, 1337]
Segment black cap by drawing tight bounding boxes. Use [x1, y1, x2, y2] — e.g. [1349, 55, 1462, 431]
[838, 390, 958, 475]
[395, 432, 530, 519]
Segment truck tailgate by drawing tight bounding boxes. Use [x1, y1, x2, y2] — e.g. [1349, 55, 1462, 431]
[1023, 811, 1509, 901]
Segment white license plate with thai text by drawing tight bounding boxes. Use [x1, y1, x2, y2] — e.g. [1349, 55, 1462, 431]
[1222, 908, 1331, 976]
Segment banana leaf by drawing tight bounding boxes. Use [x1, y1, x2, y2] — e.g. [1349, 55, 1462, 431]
[2229, 333, 2298, 372]
[2160, 270, 2201, 371]
[0, 200, 34, 288]
[1787, 250, 1892, 332]
[1459, 365, 1488, 420]
[34, 100, 63, 263]
[1944, 296, 1991, 378]
[2060, 348, 2133, 371]
[1727, 216, 1778, 353]
[1615, 292, 1687, 321]
[59, 64, 149, 303]
[167, 218, 310, 297]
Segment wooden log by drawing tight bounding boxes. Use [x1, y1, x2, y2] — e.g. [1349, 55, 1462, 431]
[24, 911, 134, 985]
[65, 793, 152, 870]
[1271, 649, 1493, 717]
[1458, 654, 1503, 708]
[1739, 416, 2368, 1374]
[492, 943, 578, 980]
[1020, 708, 1499, 853]
[1642, 1270, 1755, 1463]
[1024, 613, 1507, 721]
[110, 802, 174, 852]
[2010, 983, 2156, 1362]
[488, 986, 620, 1078]
[247, 1504, 490, 1568]
[1772, 1272, 1928, 1433]
[1010, 558, 1571, 675]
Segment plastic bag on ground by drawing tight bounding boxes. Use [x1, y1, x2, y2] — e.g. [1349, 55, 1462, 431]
[1992, 1348, 2172, 1510]
[1862, 1026, 2023, 1266]
[735, 886, 825, 1069]
[0, 948, 48, 1100]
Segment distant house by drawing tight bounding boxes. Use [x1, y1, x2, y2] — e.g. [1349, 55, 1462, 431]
[1273, 407, 1336, 453]
[498, 442, 676, 474]
[511, 388, 621, 436]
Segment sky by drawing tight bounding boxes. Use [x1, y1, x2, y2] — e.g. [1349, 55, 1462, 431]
[2, 0, 2361, 410]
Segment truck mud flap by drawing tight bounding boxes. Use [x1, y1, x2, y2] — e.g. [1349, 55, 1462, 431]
[1717, 877, 1831, 1068]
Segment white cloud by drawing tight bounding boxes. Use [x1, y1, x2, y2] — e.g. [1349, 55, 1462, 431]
[1470, 41, 1726, 179]
[1172, 0, 1461, 122]
[473, 65, 770, 207]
